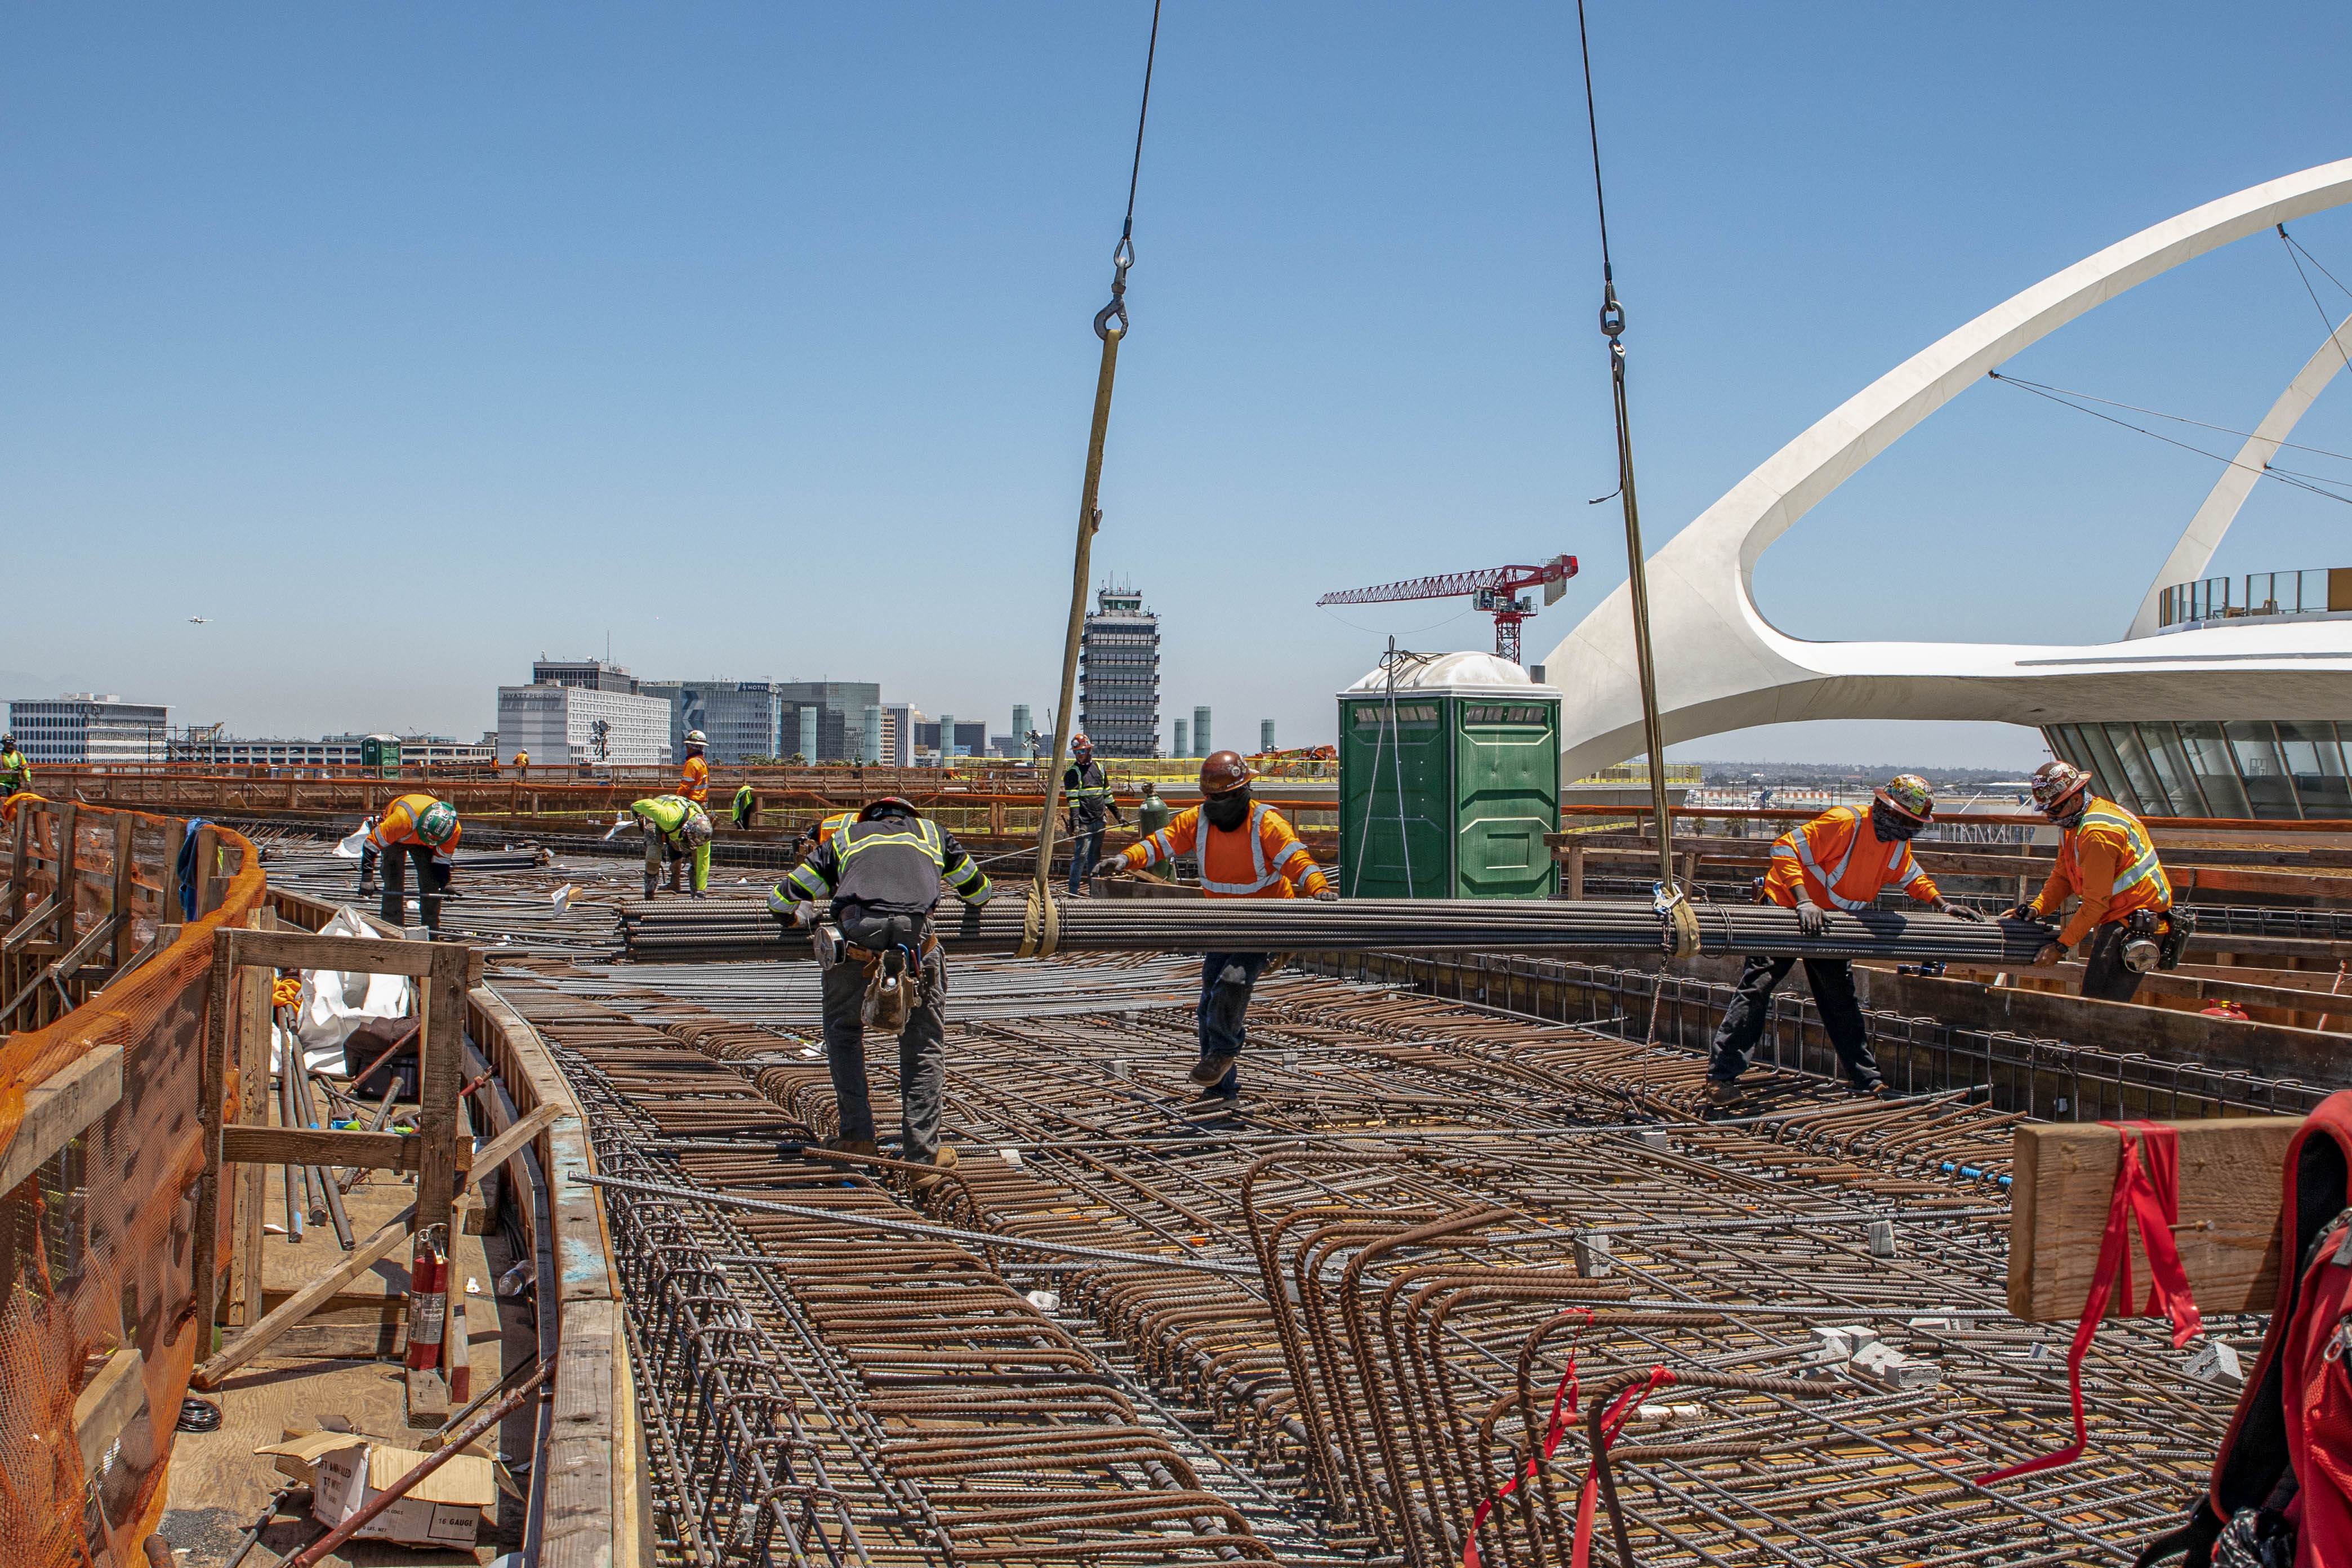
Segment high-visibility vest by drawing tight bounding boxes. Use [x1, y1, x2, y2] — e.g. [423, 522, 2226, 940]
[633, 796, 705, 840]
[1119, 803, 1325, 899]
[2054, 797, 2171, 922]
[368, 793, 459, 854]
[1764, 805, 1937, 912]
[679, 754, 710, 804]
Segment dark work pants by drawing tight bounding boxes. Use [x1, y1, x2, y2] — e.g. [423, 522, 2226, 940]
[820, 947, 948, 1161]
[1195, 951, 1268, 1095]
[364, 843, 443, 932]
[1068, 824, 1104, 893]
[1707, 954, 1883, 1090]
[2080, 923, 2148, 1004]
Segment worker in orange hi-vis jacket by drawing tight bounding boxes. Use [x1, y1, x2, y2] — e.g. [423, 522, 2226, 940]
[358, 793, 461, 934]
[1705, 774, 1982, 1104]
[2006, 759, 2175, 1004]
[678, 730, 710, 805]
[1104, 750, 1335, 1102]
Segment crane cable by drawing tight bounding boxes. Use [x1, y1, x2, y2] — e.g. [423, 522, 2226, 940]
[1575, 1, 1697, 956]
[1026, 0, 1164, 958]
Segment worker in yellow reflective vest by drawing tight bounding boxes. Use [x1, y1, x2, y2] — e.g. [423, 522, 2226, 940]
[0, 736, 30, 796]
[732, 782, 758, 831]
[1707, 775, 1981, 1103]
[632, 795, 712, 899]
[2007, 760, 2176, 1003]
[359, 794, 461, 933]
[1106, 750, 1334, 1100]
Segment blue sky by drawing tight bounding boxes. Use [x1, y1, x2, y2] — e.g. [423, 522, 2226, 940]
[5, 3, 2351, 769]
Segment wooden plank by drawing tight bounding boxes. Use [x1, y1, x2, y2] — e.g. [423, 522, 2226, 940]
[193, 929, 234, 1322]
[192, 824, 220, 917]
[2008, 1117, 2302, 1322]
[193, 1103, 556, 1388]
[161, 817, 186, 921]
[415, 945, 471, 1259]
[73, 1348, 149, 1476]
[107, 812, 135, 970]
[219, 1125, 470, 1174]
[235, 910, 272, 1325]
[0, 1041, 124, 1193]
[218, 926, 483, 982]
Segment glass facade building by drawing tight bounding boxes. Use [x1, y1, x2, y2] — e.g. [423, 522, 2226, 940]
[2042, 720, 2352, 820]
[1079, 582, 1161, 758]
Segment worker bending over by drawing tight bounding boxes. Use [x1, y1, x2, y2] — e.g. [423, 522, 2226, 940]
[767, 796, 991, 1181]
[0, 736, 29, 796]
[1706, 776, 1981, 1103]
[801, 809, 855, 856]
[2007, 760, 2174, 1003]
[1063, 734, 1124, 896]
[358, 794, 461, 933]
[678, 730, 710, 804]
[632, 795, 712, 899]
[1107, 750, 1335, 1099]
[732, 782, 757, 831]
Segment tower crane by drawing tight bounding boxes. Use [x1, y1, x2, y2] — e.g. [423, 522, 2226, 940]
[1316, 554, 1578, 664]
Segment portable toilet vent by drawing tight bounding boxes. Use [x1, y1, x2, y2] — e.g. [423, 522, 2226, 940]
[1337, 652, 1560, 898]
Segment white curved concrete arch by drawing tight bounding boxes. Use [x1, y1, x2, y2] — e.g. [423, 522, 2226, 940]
[1540, 158, 2352, 781]
[2123, 314, 2352, 639]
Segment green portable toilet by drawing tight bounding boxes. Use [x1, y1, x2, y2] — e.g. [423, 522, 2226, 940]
[1337, 652, 1560, 898]
[359, 734, 402, 779]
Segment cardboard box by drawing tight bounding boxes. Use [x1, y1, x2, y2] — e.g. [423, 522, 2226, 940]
[256, 1432, 494, 1548]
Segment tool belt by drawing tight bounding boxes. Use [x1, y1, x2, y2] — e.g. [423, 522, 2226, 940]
[823, 910, 939, 970]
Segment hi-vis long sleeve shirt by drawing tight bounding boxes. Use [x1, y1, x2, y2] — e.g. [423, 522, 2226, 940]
[1113, 803, 1329, 898]
[1761, 806, 1937, 912]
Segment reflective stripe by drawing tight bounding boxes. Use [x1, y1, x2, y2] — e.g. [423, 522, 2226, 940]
[2081, 804, 2171, 905]
[786, 862, 830, 898]
[1136, 827, 1177, 867]
[838, 817, 946, 870]
[1198, 803, 1281, 896]
[1788, 808, 1877, 912]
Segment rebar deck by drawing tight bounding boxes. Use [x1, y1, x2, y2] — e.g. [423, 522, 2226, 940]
[480, 950, 2238, 1568]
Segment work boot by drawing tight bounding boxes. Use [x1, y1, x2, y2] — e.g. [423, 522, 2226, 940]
[1189, 1052, 1240, 1088]
[1702, 1080, 1740, 1106]
[689, 889, 706, 899]
[913, 1144, 959, 1191]
[1851, 1081, 1892, 1099]
[822, 1137, 879, 1157]
[642, 874, 658, 900]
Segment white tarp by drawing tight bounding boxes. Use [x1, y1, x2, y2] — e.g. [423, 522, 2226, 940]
[287, 906, 413, 1076]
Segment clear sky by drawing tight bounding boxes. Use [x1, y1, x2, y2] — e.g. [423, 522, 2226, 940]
[5, 3, 2351, 769]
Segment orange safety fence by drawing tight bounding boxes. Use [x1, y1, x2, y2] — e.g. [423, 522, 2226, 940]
[0, 809, 266, 1567]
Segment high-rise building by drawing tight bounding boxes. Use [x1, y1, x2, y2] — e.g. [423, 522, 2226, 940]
[7, 695, 170, 765]
[1193, 706, 1213, 758]
[1078, 582, 1160, 758]
[1261, 720, 1276, 754]
[1174, 719, 1188, 757]
[638, 680, 790, 763]
[496, 683, 672, 765]
[774, 681, 883, 763]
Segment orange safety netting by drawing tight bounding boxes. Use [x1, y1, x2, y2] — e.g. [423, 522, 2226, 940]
[0, 810, 266, 1567]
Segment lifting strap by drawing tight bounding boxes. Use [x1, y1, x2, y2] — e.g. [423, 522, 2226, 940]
[1028, 1, 1165, 941]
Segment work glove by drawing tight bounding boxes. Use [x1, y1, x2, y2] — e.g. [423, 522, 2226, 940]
[1313, 889, 1340, 902]
[1794, 901, 1829, 937]
[1998, 904, 2042, 923]
[1935, 899, 1984, 923]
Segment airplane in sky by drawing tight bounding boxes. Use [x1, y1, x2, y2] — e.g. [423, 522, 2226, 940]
[188, 616, 209, 624]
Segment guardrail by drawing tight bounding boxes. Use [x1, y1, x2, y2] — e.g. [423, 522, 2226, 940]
[2158, 565, 2352, 627]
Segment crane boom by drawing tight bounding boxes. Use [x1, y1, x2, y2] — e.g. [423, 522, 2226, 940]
[1316, 554, 1578, 663]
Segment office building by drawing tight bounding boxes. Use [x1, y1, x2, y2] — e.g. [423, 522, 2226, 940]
[8, 695, 171, 765]
[1078, 582, 1160, 758]
[496, 683, 672, 765]
[531, 657, 639, 693]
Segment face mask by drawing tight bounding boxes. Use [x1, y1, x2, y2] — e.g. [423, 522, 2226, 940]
[1202, 791, 1251, 831]
[1871, 803, 1922, 842]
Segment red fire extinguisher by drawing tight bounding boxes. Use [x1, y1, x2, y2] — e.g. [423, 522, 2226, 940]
[404, 1226, 447, 1373]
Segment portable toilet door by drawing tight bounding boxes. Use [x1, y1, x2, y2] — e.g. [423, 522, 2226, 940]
[1337, 652, 1560, 898]
[359, 734, 401, 779]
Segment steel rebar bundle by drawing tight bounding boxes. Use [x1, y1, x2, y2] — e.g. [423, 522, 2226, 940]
[617, 895, 2056, 965]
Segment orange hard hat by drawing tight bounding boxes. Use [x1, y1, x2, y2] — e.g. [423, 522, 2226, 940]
[1199, 750, 1253, 796]
[1071, 733, 1093, 751]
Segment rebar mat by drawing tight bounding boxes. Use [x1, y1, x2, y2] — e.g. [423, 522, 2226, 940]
[492, 953, 2240, 1568]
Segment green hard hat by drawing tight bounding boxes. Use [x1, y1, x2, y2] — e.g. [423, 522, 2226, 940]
[417, 801, 458, 845]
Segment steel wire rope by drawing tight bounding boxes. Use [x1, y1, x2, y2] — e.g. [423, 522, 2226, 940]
[1030, 0, 1165, 955]
[1981, 371, 2352, 467]
[2281, 222, 2352, 384]
[1985, 371, 2352, 506]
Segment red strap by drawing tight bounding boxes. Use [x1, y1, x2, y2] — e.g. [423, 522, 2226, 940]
[1571, 1368, 1676, 1568]
[1463, 1313, 1590, 1568]
[1979, 1121, 2202, 1484]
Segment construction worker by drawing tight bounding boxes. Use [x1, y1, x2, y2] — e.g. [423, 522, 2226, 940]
[632, 795, 713, 899]
[767, 796, 991, 1181]
[1063, 734, 1124, 896]
[1705, 775, 1982, 1103]
[513, 748, 530, 770]
[801, 809, 856, 856]
[732, 781, 758, 831]
[1105, 751, 1335, 1099]
[679, 730, 710, 805]
[0, 736, 29, 796]
[358, 793, 460, 933]
[2006, 760, 2175, 1003]
[1135, 781, 1174, 883]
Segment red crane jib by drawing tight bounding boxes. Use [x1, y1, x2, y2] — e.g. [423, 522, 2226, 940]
[1315, 556, 1578, 607]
